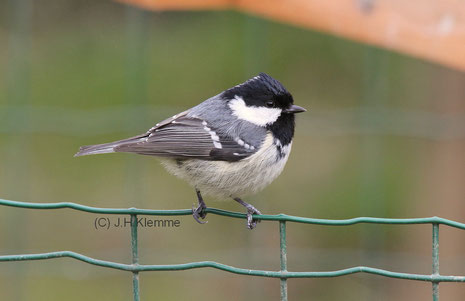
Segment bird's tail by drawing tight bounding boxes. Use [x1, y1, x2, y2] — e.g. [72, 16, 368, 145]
[74, 134, 146, 157]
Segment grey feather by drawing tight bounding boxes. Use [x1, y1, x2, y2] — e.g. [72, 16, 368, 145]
[75, 98, 264, 162]
[114, 112, 257, 161]
[187, 94, 267, 148]
[74, 134, 147, 157]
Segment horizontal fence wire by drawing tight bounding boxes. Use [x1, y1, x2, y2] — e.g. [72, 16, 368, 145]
[1, 198, 465, 301]
[1, 105, 465, 140]
[2, 198, 465, 228]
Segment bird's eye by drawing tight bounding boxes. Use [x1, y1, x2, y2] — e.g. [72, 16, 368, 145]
[265, 101, 275, 108]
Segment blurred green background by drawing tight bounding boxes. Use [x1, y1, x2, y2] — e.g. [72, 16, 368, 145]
[1, 0, 465, 300]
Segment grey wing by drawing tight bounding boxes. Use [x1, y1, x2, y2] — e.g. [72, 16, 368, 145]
[114, 114, 256, 162]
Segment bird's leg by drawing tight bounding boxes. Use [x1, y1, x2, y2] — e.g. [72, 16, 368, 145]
[192, 189, 208, 224]
[233, 198, 262, 229]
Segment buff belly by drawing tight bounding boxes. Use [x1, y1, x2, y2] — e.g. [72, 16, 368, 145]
[160, 134, 291, 199]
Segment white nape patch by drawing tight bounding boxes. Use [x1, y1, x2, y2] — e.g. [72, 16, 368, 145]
[229, 96, 282, 127]
[202, 120, 222, 149]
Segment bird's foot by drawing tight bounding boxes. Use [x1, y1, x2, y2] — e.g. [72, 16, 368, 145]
[193, 189, 208, 224]
[233, 197, 262, 229]
[245, 205, 262, 230]
[192, 202, 208, 224]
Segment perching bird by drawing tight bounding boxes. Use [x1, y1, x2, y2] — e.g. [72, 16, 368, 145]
[75, 73, 306, 229]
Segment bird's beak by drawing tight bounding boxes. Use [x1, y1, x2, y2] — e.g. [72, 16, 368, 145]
[283, 104, 307, 114]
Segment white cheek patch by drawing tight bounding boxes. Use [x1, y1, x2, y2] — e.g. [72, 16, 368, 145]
[228, 96, 282, 127]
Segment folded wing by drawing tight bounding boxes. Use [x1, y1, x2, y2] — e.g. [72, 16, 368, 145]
[76, 111, 257, 162]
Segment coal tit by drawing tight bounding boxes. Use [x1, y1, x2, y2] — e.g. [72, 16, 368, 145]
[75, 73, 306, 229]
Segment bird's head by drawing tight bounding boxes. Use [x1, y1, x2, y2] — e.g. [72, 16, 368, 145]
[222, 72, 306, 128]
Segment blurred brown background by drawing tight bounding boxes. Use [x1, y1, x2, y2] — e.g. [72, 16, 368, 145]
[0, 0, 464, 300]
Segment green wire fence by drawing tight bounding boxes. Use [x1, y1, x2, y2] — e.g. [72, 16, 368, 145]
[1, 198, 464, 301]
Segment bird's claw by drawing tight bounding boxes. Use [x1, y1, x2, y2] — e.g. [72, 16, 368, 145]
[246, 206, 262, 230]
[192, 203, 208, 224]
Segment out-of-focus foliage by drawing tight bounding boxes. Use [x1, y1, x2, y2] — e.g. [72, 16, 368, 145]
[0, 1, 464, 300]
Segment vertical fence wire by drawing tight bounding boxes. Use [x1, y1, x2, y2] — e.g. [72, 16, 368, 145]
[131, 214, 140, 301]
[2, 199, 465, 301]
[280, 221, 288, 301]
[242, 14, 269, 300]
[124, 5, 149, 213]
[432, 223, 439, 301]
[360, 47, 390, 299]
[5, 0, 33, 299]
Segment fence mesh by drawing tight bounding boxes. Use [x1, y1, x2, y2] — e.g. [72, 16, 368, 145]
[1, 198, 464, 301]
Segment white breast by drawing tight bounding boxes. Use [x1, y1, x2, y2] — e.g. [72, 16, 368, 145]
[161, 133, 292, 199]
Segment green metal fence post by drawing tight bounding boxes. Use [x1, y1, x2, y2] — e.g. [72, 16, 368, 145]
[432, 223, 439, 301]
[280, 221, 288, 301]
[131, 213, 140, 301]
